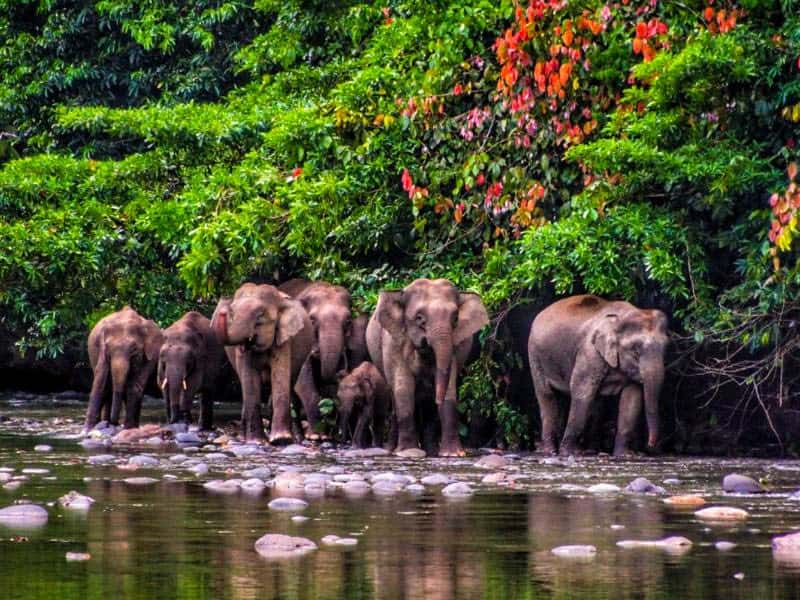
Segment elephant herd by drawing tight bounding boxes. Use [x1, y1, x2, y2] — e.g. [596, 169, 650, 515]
[83, 278, 669, 457]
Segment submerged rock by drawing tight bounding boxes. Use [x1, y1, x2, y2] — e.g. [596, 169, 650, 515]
[551, 545, 596, 559]
[0, 504, 48, 528]
[321, 535, 342, 546]
[772, 531, 800, 564]
[406, 484, 425, 493]
[625, 477, 666, 494]
[372, 480, 405, 496]
[241, 478, 266, 493]
[189, 463, 209, 476]
[343, 480, 370, 496]
[21, 468, 49, 475]
[254, 534, 317, 559]
[242, 467, 272, 480]
[695, 506, 749, 521]
[420, 473, 451, 486]
[58, 491, 95, 511]
[722, 474, 765, 494]
[268, 497, 309, 512]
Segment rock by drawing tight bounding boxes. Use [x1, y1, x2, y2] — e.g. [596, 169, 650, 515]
[203, 452, 228, 462]
[616, 537, 693, 554]
[2, 481, 21, 491]
[394, 447, 426, 459]
[164, 422, 189, 434]
[169, 454, 188, 464]
[229, 444, 264, 458]
[475, 454, 509, 469]
[254, 534, 317, 559]
[213, 435, 230, 445]
[128, 455, 159, 467]
[292, 515, 309, 523]
[420, 473, 451, 486]
[371, 472, 415, 485]
[272, 472, 306, 492]
[481, 472, 512, 485]
[241, 467, 272, 480]
[21, 468, 49, 475]
[87, 454, 116, 466]
[625, 477, 666, 494]
[182, 446, 199, 454]
[0, 504, 48, 527]
[304, 482, 326, 497]
[280, 445, 308, 456]
[695, 506, 749, 521]
[65, 552, 91, 562]
[322, 466, 345, 475]
[733, 572, 745, 580]
[343, 480, 370, 496]
[663, 495, 706, 507]
[58, 491, 95, 511]
[80, 439, 110, 450]
[189, 463, 209, 476]
[372, 480, 405, 495]
[334, 473, 364, 483]
[441, 482, 474, 497]
[304, 473, 333, 485]
[162, 474, 178, 480]
[0, 473, 10, 483]
[176, 432, 201, 444]
[335, 537, 358, 546]
[241, 478, 267, 493]
[268, 497, 309, 512]
[722, 474, 765, 494]
[123, 477, 159, 486]
[321, 535, 342, 546]
[203, 480, 241, 493]
[112, 424, 163, 443]
[716, 541, 737, 551]
[588, 483, 620, 494]
[772, 531, 800, 564]
[33, 444, 52, 453]
[406, 484, 425, 493]
[145, 436, 164, 446]
[551, 545, 597, 559]
[663, 478, 681, 485]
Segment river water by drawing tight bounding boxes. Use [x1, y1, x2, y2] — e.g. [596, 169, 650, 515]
[1, 394, 800, 599]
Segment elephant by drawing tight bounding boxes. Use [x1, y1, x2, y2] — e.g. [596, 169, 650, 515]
[211, 283, 314, 443]
[157, 311, 225, 430]
[527, 294, 668, 456]
[278, 279, 369, 437]
[336, 361, 390, 448]
[367, 278, 489, 456]
[84, 306, 163, 431]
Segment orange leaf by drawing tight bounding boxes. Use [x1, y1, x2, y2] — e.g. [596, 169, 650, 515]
[559, 62, 572, 86]
[562, 30, 574, 46]
[789, 162, 798, 181]
[703, 7, 714, 21]
[632, 38, 642, 54]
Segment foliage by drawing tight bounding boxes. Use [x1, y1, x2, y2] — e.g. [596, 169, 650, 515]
[1, 0, 800, 450]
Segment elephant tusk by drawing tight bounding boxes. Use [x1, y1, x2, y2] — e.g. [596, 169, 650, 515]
[160, 378, 168, 391]
[182, 378, 187, 391]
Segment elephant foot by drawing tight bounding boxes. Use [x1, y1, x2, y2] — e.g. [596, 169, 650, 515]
[536, 443, 557, 456]
[613, 445, 637, 458]
[268, 430, 294, 445]
[558, 445, 579, 458]
[439, 439, 465, 457]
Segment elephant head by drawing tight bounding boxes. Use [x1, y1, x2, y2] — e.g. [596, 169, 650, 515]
[377, 279, 489, 406]
[336, 369, 368, 441]
[157, 317, 205, 422]
[296, 284, 352, 381]
[592, 309, 668, 449]
[212, 283, 306, 351]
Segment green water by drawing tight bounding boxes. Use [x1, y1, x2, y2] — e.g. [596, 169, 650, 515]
[1, 396, 800, 599]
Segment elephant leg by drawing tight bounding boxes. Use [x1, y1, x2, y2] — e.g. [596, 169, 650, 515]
[84, 358, 109, 430]
[239, 361, 266, 442]
[530, 356, 559, 454]
[353, 409, 370, 449]
[392, 370, 418, 453]
[614, 384, 643, 457]
[438, 357, 464, 457]
[268, 346, 293, 444]
[293, 358, 322, 440]
[199, 388, 214, 431]
[562, 373, 601, 457]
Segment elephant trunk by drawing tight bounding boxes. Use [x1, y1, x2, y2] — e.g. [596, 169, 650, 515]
[319, 328, 344, 382]
[641, 361, 664, 449]
[212, 309, 232, 345]
[165, 365, 186, 420]
[110, 354, 130, 395]
[338, 409, 351, 442]
[429, 328, 454, 406]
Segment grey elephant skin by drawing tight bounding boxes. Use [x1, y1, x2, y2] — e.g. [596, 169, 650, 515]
[278, 279, 368, 437]
[367, 278, 489, 456]
[336, 362, 390, 448]
[212, 283, 313, 442]
[528, 295, 668, 456]
[157, 311, 225, 430]
[84, 307, 163, 430]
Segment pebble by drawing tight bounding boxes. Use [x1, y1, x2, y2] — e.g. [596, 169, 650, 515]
[268, 497, 309, 512]
[475, 454, 509, 469]
[588, 483, 620, 494]
[0, 504, 48, 527]
[203, 452, 228, 462]
[254, 533, 317, 559]
[21, 468, 49, 475]
[80, 439, 110, 449]
[406, 484, 425, 493]
[395, 448, 427, 459]
[663, 495, 706, 507]
[58, 491, 95, 511]
[176, 432, 201, 444]
[241, 478, 266, 493]
[88, 454, 116, 466]
[128, 455, 159, 467]
[65, 552, 91, 562]
[291, 515, 309, 524]
[441, 482, 474, 497]
[722, 473, 765, 494]
[229, 445, 265, 458]
[616, 537, 692, 553]
[716, 541, 737, 551]
[551, 545, 597, 559]
[663, 478, 681, 485]
[241, 467, 272, 480]
[203, 480, 241, 493]
[123, 477, 159, 486]
[322, 466, 345, 475]
[169, 455, 188, 464]
[280, 445, 308, 456]
[695, 506, 749, 521]
[625, 477, 666, 494]
[33, 445, 52, 452]
[189, 463, 209, 476]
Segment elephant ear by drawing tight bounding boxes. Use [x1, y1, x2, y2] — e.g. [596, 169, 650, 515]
[454, 292, 489, 347]
[592, 314, 619, 368]
[144, 322, 164, 362]
[276, 298, 307, 347]
[376, 291, 405, 337]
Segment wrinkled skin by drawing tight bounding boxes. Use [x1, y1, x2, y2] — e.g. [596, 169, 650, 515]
[367, 278, 489, 457]
[336, 362, 390, 448]
[212, 283, 313, 443]
[528, 295, 668, 457]
[279, 279, 369, 439]
[84, 307, 163, 431]
[157, 311, 225, 430]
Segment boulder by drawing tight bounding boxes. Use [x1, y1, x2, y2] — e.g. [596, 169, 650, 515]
[722, 474, 765, 494]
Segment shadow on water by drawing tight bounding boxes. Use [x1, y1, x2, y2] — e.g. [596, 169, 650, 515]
[1, 396, 800, 599]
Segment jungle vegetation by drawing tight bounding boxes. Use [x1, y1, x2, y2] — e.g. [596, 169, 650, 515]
[1, 0, 799, 453]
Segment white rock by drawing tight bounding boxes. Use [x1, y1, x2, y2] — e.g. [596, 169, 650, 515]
[442, 482, 474, 497]
[551, 545, 597, 559]
[65, 552, 91, 562]
[34, 445, 52, 453]
[58, 491, 95, 511]
[123, 477, 158, 485]
[268, 497, 309, 512]
[254, 533, 317, 559]
[128, 455, 159, 467]
[420, 474, 451, 486]
[203, 479, 241, 493]
[0, 504, 48, 527]
[695, 506, 749, 521]
[588, 483, 620, 494]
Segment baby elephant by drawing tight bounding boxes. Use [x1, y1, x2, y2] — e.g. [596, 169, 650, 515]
[158, 311, 225, 430]
[336, 362, 390, 448]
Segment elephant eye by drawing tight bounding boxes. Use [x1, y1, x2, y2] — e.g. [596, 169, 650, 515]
[415, 313, 426, 328]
